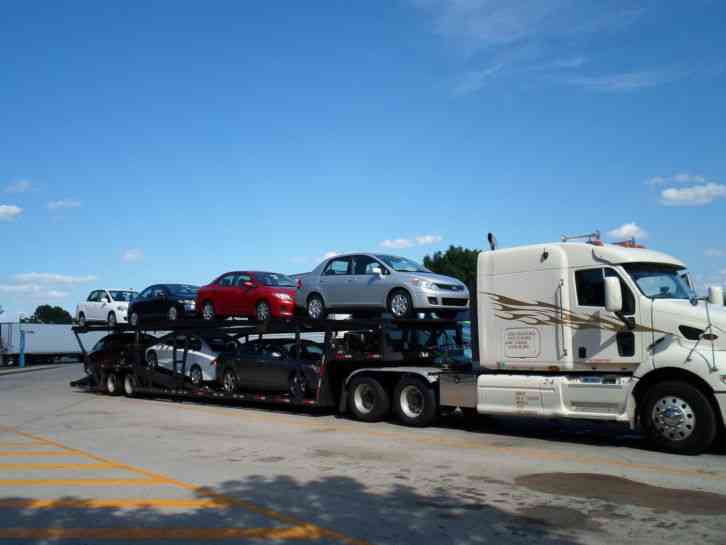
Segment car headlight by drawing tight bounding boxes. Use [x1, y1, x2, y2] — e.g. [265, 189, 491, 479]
[274, 293, 293, 301]
[410, 278, 436, 290]
[183, 300, 196, 309]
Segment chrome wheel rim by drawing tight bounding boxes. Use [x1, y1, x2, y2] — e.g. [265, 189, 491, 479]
[190, 367, 202, 385]
[291, 371, 306, 398]
[147, 353, 157, 368]
[130, 313, 138, 326]
[400, 385, 424, 419]
[223, 371, 236, 393]
[652, 396, 695, 441]
[353, 383, 376, 415]
[79, 314, 86, 327]
[257, 302, 270, 321]
[308, 298, 323, 319]
[108, 313, 116, 327]
[168, 307, 178, 321]
[202, 303, 214, 321]
[124, 375, 135, 395]
[106, 375, 116, 394]
[390, 294, 409, 317]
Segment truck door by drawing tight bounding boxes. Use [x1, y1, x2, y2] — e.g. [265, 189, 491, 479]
[570, 267, 640, 370]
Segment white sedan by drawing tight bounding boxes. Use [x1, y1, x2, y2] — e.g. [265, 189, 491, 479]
[145, 335, 234, 386]
[76, 289, 137, 327]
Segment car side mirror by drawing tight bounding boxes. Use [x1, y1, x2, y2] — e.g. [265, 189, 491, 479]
[604, 277, 623, 313]
[243, 281, 255, 288]
[371, 266, 383, 276]
[707, 286, 723, 306]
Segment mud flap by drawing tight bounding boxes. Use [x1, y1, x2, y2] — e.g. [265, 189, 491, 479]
[69, 375, 96, 389]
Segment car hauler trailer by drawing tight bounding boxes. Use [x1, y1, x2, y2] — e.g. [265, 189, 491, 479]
[70, 233, 726, 454]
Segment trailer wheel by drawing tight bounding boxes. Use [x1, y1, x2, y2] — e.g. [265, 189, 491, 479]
[348, 376, 390, 422]
[106, 373, 122, 396]
[393, 376, 437, 427]
[123, 374, 137, 397]
[641, 381, 718, 455]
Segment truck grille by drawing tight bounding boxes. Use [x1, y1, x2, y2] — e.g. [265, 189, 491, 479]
[441, 298, 468, 307]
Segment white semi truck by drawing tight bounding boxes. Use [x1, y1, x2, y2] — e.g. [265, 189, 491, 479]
[432, 234, 726, 455]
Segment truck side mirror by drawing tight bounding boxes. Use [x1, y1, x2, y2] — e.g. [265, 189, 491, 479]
[707, 286, 724, 306]
[604, 277, 623, 313]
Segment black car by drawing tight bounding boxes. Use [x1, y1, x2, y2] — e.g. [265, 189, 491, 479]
[128, 284, 199, 325]
[85, 332, 156, 375]
[216, 338, 323, 400]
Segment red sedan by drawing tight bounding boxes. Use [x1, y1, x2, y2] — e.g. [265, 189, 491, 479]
[196, 271, 297, 321]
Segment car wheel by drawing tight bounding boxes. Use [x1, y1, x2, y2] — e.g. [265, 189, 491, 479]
[190, 365, 203, 386]
[347, 376, 390, 422]
[641, 381, 718, 455]
[147, 351, 158, 368]
[222, 368, 238, 393]
[393, 376, 437, 427]
[130, 312, 139, 327]
[78, 313, 87, 327]
[256, 301, 271, 321]
[107, 312, 117, 328]
[388, 290, 413, 318]
[168, 306, 178, 321]
[123, 374, 137, 397]
[307, 294, 325, 320]
[202, 301, 216, 321]
[288, 367, 308, 402]
[106, 373, 121, 396]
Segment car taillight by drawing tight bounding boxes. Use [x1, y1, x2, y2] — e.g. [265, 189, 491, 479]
[296, 278, 303, 289]
[210, 358, 218, 366]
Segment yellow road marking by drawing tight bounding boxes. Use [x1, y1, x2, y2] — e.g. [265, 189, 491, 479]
[7, 429, 374, 545]
[144, 398, 726, 481]
[0, 525, 323, 540]
[0, 462, 115, 470]
[0, 498, 223, 509]
[0, 478, 169, 486]
[0, 451, 72, 457]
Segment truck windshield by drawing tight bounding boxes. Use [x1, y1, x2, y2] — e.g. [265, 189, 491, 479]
[622, 263, 692, 300]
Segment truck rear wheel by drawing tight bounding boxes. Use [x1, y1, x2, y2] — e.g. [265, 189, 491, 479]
[641, 381, 718, 455]
[105, 373, 122, 396]
[123, 374, 137, 397]
[348, 376, 390, 422]
[393, 376, 437, 427]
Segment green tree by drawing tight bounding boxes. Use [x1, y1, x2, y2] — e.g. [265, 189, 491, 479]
[23, 305, 73, 324]
[423, 245, 480, 288]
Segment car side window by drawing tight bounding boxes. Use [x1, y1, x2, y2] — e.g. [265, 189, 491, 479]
[261, 343, 285, 359]
[324, 258, 351, 276]
[152, 287, 166, 298]
[575, 268, 635, 315]
[138, 287, 152, 299]
[101, 291, 111, 302]
[87, 291, 98, 302]
[218, 274, 236, 287]
[353, 255, 381, 275]
[238, 341, 259, 355]
[236, 274, 252, 287]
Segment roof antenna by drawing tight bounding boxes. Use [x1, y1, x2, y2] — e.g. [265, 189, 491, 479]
[487, 232, 497, 251]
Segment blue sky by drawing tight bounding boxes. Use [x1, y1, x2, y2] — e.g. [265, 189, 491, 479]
[1, 1, 725, 320]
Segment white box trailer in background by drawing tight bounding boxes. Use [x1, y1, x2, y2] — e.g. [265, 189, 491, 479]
[0, 323, 106, 366]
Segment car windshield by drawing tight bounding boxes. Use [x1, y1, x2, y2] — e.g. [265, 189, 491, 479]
[256, 272, 296, 287]
[109, 291, 136, 302]
[168, 285, 199, 297]
[375, 255, 429, 273]
[622, 263, 693, 300]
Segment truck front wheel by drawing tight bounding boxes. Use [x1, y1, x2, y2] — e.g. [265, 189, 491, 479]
[393, 376, 437, 427]
[641, 381, 718, 455]
[348, 376, 390, 422]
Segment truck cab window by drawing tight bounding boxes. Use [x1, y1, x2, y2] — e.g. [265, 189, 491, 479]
[575, 268, 635, 315]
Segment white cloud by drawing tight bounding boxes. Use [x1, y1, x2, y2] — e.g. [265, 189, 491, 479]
[380, 234, 443, 249]
[121, 248, 144, 263]
[0, 284, 69, 299]
[705, 249, 725, 257]
[415, 234, 443, 245]
[0, 204, 23, 221]
[661, 183, 726, 206]
[381, 238, 415, 250]
[607, 223, 648, 241]
[566, 70, 675, 92]
[452, 64, 504, 95]
[4, 180, 32, 193]
[14, 272, 96, 285]
[47, 199, 81, 210]
[647, 173, 706, 186]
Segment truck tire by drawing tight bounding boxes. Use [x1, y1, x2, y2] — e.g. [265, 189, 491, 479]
[641, 381, 718, 455]
[105, 373, 122, 396]
[348, 376, 390, 422]
[393, 376, 437, 427]
[123, 374, 137, 397]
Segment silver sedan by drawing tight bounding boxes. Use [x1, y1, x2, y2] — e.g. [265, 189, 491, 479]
[294, 253, 469, 319]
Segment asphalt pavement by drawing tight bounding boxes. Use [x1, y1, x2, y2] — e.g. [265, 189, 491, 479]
[1, 364, 725, 545]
